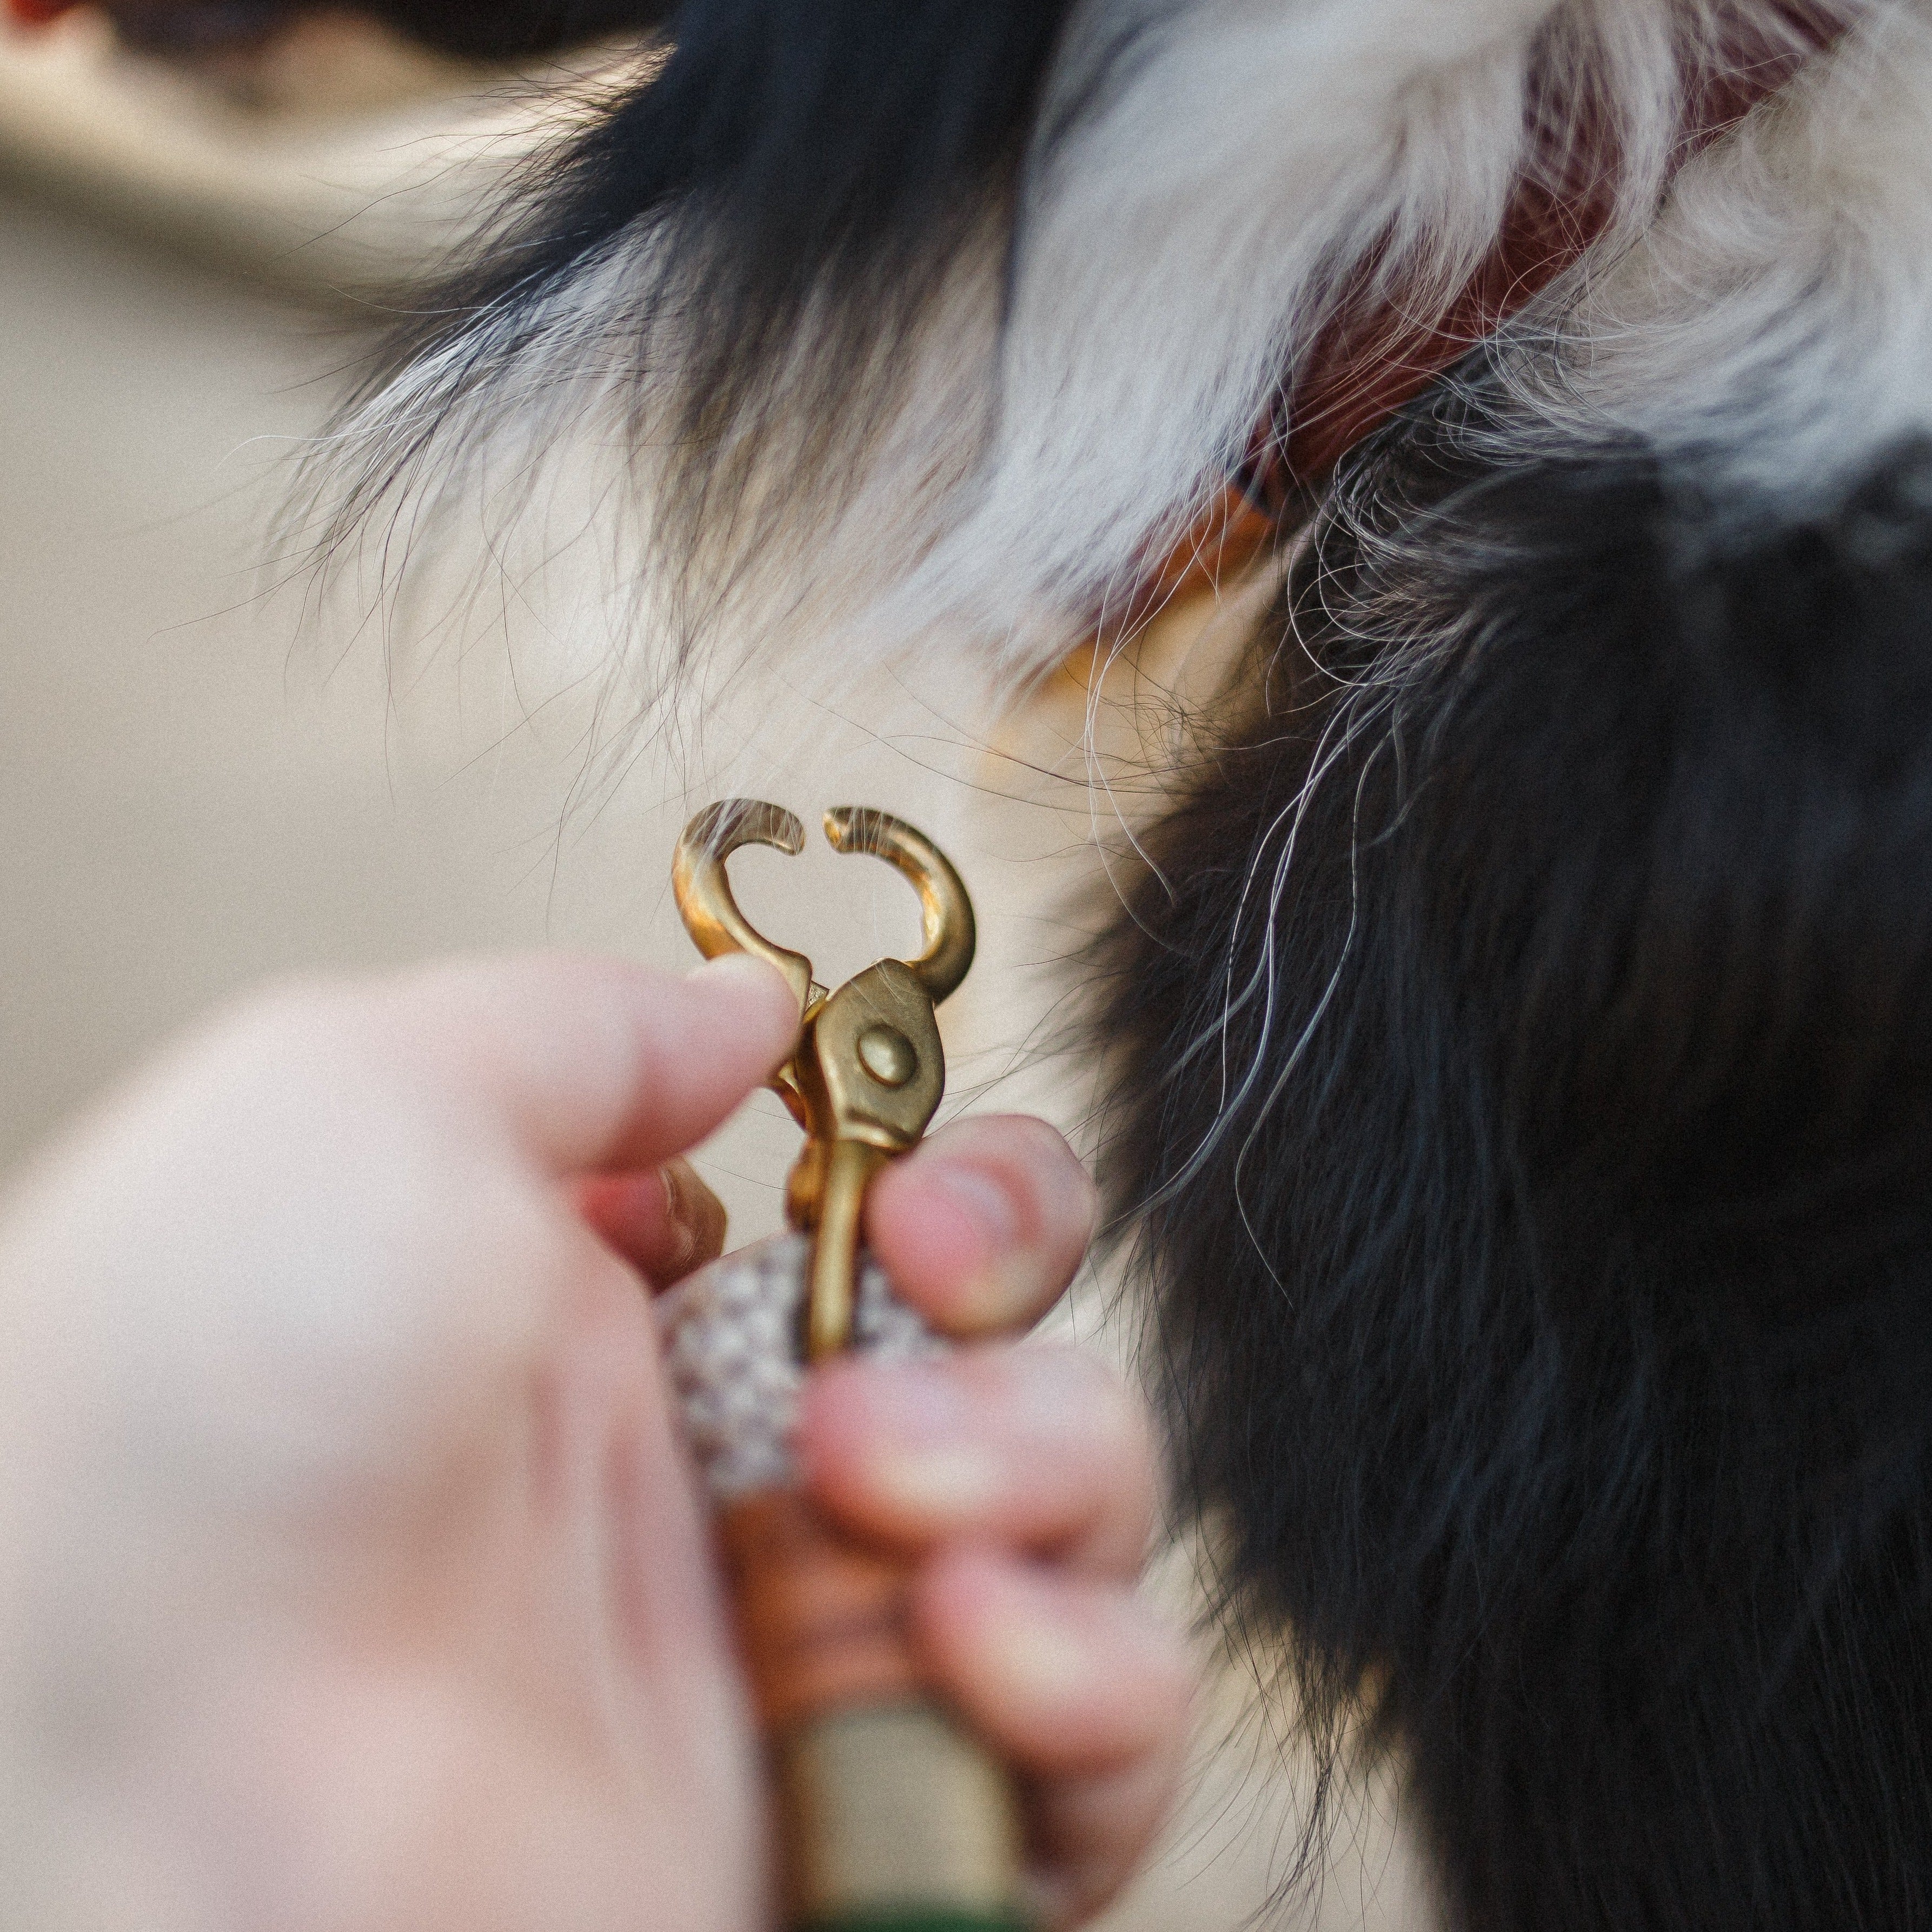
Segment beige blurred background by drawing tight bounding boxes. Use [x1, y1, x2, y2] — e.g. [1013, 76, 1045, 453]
[0, 18, 1428, 1928]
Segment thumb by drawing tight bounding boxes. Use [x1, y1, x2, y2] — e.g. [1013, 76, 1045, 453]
[367, 951, 800, 1177]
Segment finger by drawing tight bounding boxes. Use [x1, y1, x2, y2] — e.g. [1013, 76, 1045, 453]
[1024, 1743, 1189, 1930]
[574, 1158, 728, 1288]
[798, 1344, 1158, 1577]
[915, 1551, 1192, 1927]
[865, 1116, 1098, 1337]
[360, 951, 798, 1177]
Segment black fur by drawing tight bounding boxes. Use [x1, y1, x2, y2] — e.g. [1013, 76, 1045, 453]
[342, 0, 1080, 551]
[99, 0, 668, 58]
[486, 0, 1077, 331]
[356, 0, 669, 59]
[1100, 413, 1932, 1928]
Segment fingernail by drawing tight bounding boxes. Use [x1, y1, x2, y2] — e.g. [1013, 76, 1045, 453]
[957, 1256, 1057, 1330]
[686, 953, 794, 1002]
[846, 1364, 1002, 1516]
[927, 1166, 1046, 1327]
[930, 1163, 1021, 1251]
[658, 1160, 698, 1273]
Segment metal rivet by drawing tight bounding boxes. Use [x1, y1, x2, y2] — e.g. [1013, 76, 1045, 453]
[857, 1024, 917, 1088]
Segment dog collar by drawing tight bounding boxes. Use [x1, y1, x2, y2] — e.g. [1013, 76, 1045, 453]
[1134, 2, 1855, 621]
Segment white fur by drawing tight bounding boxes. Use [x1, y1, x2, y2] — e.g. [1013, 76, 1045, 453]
[334, 0, 1883, 692]
[1519, 1, 1932, 510]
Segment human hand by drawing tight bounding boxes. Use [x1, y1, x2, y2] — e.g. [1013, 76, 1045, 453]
[590, 1109, 1194, 1930]
[0, 954, 1188, 1931]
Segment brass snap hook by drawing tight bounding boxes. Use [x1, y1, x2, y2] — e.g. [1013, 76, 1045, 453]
[671, 800, 824, 1017]
[673, 799, 975, 1015]
[821, 806, 975, 1006]
[672, 800, 978, 1361]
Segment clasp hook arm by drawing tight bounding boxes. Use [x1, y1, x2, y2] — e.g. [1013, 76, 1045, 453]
[673, 799, 977, 1363]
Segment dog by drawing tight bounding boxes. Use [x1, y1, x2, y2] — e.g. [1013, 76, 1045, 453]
[281, 1, 1932, 1923]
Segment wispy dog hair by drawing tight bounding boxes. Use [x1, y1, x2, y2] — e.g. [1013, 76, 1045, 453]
[328, 0, 1870, 681]
[1099, 379, 1932, 1928]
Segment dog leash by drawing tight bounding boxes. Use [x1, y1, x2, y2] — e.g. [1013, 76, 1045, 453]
[660, 803, 1028, 1932]
[672, 801, 975, 1367]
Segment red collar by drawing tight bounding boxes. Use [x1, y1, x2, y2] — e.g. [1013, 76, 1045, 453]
[1128, 2, 1854, 624]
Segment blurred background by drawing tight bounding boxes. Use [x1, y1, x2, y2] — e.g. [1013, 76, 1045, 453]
[0, 12, 1425, 1927]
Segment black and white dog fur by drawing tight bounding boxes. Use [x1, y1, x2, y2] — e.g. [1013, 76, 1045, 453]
[321, 2, 1932, 1924]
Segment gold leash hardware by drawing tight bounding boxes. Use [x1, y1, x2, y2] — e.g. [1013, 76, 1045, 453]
[673, 800, 976, 1363]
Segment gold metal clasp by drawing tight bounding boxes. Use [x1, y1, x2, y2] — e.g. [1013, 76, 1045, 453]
[673, 800, 977, 1362]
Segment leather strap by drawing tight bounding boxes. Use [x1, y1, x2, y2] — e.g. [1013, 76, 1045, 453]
[722, 1486, 925, 1734]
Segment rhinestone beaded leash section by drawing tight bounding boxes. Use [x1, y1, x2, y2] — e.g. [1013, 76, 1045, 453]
[660, 804, 1030, 1932]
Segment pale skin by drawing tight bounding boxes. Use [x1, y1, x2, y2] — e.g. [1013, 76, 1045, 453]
[0, 952, 1191, 1932]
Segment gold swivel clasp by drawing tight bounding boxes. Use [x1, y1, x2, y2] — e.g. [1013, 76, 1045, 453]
[672, 801, 976, 1362]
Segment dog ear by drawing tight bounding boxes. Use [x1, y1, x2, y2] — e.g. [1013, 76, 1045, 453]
[483, 0, 1079, 560]
[494, 0, 1077, 351]
[319, 0, 1079, 685]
